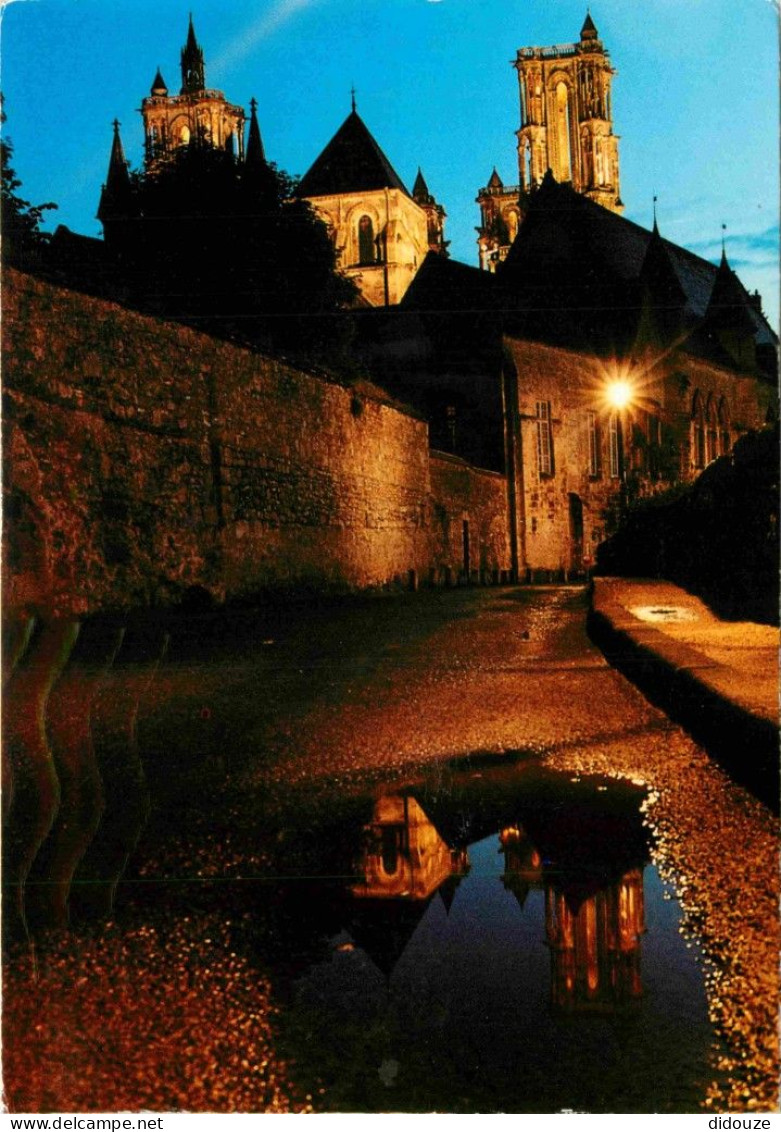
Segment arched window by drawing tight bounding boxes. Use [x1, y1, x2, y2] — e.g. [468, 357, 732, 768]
[581, 130, 592, 187]
[524, 141, 533, 189]
[520, 77, 528, 127]
[706, 396, 718, 465]
[506, 209, 519, 243]
[554, 81, 573, 182]
[180, 124, 191, 144]
[691, 392, 706, 470]
[358, 215, 375, 266]
[718, 398, 731, 456]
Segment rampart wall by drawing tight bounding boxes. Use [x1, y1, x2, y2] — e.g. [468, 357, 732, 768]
[3, 270, 511, 620]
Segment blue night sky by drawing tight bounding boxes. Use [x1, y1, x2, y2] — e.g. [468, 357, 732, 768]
[2, 0, 778, 327]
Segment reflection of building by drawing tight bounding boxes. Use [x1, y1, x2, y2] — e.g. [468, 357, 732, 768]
[353, 794, 469, 901]
[499, 808, 646, 1012]
[545, 869, 644, 1011]
[477, 14, 622, 270]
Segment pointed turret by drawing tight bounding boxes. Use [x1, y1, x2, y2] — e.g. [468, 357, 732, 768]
[180, 14, 206, 94]
[98, 119, 133, 222]
[635, 218, 687, 348]
[412, 167, 431, 203]
[241, 96, 277, 205]
[412, 167, 448, 256]
[488, 168, 504, 190]
[580, 11, 599, 41]
[701, 245, 759, 369]
[150, 68, 168, 97]
[245, 97, 266, 168]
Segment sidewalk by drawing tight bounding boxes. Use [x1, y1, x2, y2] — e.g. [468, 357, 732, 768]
[588, 577, 779, 808]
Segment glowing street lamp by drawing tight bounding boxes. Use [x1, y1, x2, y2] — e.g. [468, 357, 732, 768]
[606, 379, 632, 411]
[606, 376, 634, 514]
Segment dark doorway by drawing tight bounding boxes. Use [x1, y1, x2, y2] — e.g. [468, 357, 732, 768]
[568, 493, 584, 575]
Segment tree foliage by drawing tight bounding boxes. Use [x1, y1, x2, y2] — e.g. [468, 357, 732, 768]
[106, 144, 358, 362]
[1, 106, 58, 267]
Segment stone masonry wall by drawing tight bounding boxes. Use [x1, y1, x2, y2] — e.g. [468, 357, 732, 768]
[429, 452, 512, 582]
[3, 271, 510, 619]
[505, 336, 773, 575]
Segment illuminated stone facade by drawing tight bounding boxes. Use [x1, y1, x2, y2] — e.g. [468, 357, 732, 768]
[298, 109, 447, 307]
[477, 13, 623, 271]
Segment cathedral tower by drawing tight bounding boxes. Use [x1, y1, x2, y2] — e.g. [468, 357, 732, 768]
[477, 12, 623, 270]
[516, 12, 622, 208]
[140, 16, 245, 167]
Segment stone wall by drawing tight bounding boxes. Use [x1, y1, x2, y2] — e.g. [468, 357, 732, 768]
[3, 270, 510, 619]
[429, 452, 512, 582]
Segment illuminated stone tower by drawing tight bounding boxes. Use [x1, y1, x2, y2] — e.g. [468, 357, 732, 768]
[516, 12, 622, 207]
[477, 12, 623, 270]
[140, 16, 245, 167]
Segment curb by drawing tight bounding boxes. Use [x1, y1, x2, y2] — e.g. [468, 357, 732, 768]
[587, 588, 779, 812]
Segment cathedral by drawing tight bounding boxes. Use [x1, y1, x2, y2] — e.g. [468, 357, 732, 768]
[89, 12, 777, 579]
[98, 13, 626, 301]
[98, 16, 448, 309]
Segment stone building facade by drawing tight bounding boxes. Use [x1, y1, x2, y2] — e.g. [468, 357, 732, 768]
[297, 105, 447, 307]
[501, 335, 774, 578]
[13, 12, 777, 616]
[477, 13, 623, 271]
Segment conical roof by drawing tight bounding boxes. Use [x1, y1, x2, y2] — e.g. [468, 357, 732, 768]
[488, 167, 504, 190]
[150, 67, 168, 96]
[704, 249, 759, 339]
[245, 98, 266, 167]
[98, 120, 133, 220]
[412, 167, 431, 202]
[638, 220, 687, 307]
[298, 110, 409, 198]
[580, 11, 599, 39]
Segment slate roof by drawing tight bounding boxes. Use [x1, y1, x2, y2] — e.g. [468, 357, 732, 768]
[298, 110, 410, 198]
[500, 174, 776, 350]
[401, 251, 498, 313]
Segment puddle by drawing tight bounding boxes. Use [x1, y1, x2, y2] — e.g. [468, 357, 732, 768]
[180, 762, 721, 1113]
[630, 605, 698, 624]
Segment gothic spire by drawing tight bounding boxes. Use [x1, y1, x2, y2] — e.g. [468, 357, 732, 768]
[181, 14, 206, 94]
[245, 97, 266, 167]
[98, 119, 133, 221]
[151, 67, 168, 97]
[412, 167, 431, 203]
[488, 167, 504, 190]
[580, 10, 598, 40]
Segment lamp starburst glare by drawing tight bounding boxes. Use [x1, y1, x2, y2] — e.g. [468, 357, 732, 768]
[607, 379, 632, 410]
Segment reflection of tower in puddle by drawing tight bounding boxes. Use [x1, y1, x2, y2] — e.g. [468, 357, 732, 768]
[353, 794, 469, 901]
[545, 868, 644, 1011]
[347, 794, 469, 978]
[501, 823, 645, 1012]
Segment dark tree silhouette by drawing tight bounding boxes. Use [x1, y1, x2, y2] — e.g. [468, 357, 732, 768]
[105, 143, 358, 362]
[1, 104, 58, 268]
